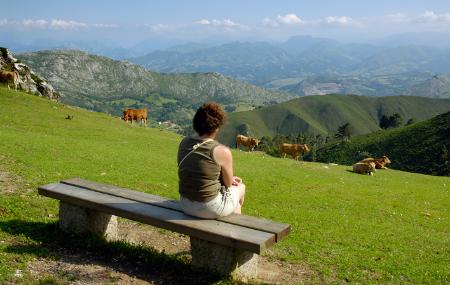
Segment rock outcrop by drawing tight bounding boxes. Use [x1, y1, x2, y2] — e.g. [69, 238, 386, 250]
[0, 47, 59, 100]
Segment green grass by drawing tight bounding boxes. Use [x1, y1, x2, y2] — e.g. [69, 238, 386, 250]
[0, 87, 449, 284]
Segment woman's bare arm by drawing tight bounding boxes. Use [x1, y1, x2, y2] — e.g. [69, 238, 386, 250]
[212, 145, 234, 188]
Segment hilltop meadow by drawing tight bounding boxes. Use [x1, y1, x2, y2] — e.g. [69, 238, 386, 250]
[0, 87, 449, 284]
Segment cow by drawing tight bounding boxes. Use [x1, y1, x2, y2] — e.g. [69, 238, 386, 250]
[352, 161, 376, 175]
[360, 155, 391, 169]
[279, 143, 310, 160]
[236, 134, 260, 152]
[0, 70, 19, 90]
[122, 108, 148, 126]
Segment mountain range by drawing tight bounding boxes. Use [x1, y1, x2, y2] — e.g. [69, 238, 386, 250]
[129, 36, 450, 92]
[17, 50, 293, 126]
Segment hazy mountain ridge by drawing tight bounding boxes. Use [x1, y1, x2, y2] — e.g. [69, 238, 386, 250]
[218, 94, 450, 146]
[405, 74, 450, 98]
[129, 37, 450, 89]
[17, 49, 294, 125]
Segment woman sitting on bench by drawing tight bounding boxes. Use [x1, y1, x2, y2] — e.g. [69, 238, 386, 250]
[177, 102, 246, 219]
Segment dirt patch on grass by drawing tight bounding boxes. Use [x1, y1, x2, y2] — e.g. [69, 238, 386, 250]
[0, 162, 21, 195]
[21, 221, 313, 284]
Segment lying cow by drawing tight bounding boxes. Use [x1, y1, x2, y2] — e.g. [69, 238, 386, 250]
[122, 108, 148, 126]
[236, 134, 260, 152]
[360, 156, 391, 169]
[279, 143, 310, 160]
[0, 70, 19, 90]
[353, 161, 376, 175]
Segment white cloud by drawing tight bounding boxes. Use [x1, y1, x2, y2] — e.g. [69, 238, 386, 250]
[92, 23, 118, 28]
[416, 11, 450, 23]
[193, 19, 211, 25]
[324, 16, 353, 24]
[149, 23, 170, 32]
[263, 13, 358, 28]
[193, 18, 240, 28]
[0, 19, 117, 29]
[384, 13, 408, 23]
[49, 19, 87, 29]
[277, 14, 303, 25]
[262, 17, 279, 27]
[191, 18, 245, 32]
[263, 13, 303, 27]
[221, 19, 239, 27]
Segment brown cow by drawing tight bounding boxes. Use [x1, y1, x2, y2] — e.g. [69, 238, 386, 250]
[236, 134, 260, 152]
[280, 143, 310, 160]
[353, 161, 376, 175]
[122, 108, 148, 126]
[360, 156, 391, 169]
[0, 70, 19, 90]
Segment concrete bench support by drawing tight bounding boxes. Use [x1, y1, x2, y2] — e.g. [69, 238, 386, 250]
[58, 201, 118, 240]
[190, 237, 258, 281]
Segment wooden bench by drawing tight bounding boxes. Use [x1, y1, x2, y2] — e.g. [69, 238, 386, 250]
[38, 178, 291, 280]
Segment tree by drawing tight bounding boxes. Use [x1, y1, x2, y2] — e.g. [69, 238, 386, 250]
[380, 113, 404, 129]
[335, 122, 352, 141]
[441, 145, 448, 163]
[389, 113, 403, 128]
[405, 118, 415, 126]
[379, 115, 390, 129]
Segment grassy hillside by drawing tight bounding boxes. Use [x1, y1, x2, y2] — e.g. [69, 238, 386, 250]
[315, 111, 450, 176]
[1, 87, 449, 284]
[17, 49, 293, 127]
[218, 94, 450, 146]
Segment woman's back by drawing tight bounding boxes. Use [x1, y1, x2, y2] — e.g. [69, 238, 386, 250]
[178, 136, 222, 202]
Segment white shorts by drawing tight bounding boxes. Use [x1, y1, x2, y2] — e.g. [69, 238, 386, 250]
[180, 186, 239, 219]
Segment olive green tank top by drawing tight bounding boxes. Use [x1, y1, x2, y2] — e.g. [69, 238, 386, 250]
[177, 136, 222, 202]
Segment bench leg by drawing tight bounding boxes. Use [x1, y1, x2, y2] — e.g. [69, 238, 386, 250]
[58, 202, 118, 240]
[190, 237, 258, 281]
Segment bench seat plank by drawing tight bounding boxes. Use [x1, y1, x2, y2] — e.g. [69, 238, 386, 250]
[39, 182, 275, 254]
[61, 178, 291, 242]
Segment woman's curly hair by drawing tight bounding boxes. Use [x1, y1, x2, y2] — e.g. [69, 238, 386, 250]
[193, 102, 226, 136]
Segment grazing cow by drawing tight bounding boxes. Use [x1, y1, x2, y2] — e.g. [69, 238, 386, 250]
[352, 161, 376, 175]
[0, 70, 19, 90]
[360, 156, 391, 169]
[279, 143, 310, 160]
[236, 134, 260, 152]
[122, 108, 148, 126]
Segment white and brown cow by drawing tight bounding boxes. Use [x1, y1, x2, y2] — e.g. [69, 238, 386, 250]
[279, 143, 310, 160]
[236, 134, 260, 152]
[0, 70, 19, 90]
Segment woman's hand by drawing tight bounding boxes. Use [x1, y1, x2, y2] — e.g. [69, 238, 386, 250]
[232, 176, 242, 186]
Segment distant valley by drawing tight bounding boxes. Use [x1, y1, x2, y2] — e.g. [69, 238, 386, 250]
[17, 50, 293, 126]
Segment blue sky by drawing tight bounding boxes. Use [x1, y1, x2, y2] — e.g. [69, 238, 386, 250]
[1, 0, 450, 48]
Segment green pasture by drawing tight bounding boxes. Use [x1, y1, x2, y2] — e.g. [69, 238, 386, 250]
[0, 87, 449, 284]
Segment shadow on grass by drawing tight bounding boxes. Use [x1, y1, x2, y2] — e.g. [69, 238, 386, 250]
[0, 219, 226, 285]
